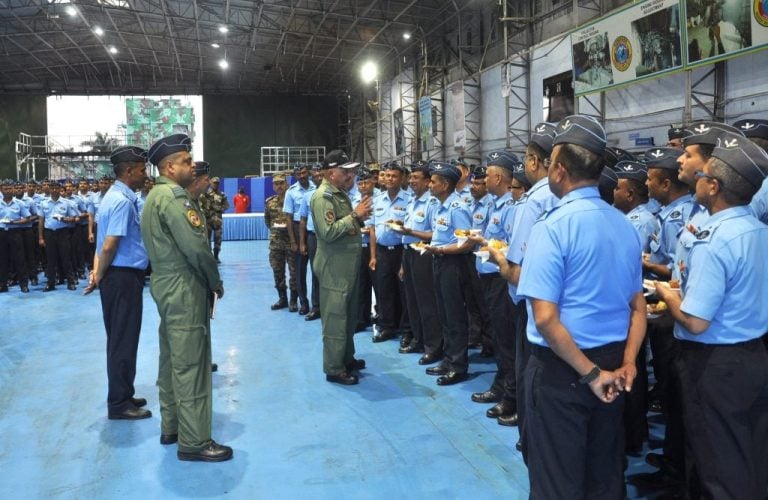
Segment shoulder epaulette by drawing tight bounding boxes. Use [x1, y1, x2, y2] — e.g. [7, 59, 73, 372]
[323, 191, 334, 199]
[171, 186, 187, 199]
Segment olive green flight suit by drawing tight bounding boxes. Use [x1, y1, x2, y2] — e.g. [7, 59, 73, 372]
[140, 176, 222, 453]
[309, 179, 362, 375]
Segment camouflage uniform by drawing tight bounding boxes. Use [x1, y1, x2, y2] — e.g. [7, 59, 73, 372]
[200, 188, 229, 260]
[264, 194, 297, 301]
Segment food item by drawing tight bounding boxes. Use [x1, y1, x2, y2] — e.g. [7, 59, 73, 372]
[647, 301, 668, 314]
[668, 279, 680, 289]
[410, 241, 427, 249]
[454, 229, 472, 237]
[387, 219, 404, 226]
[487, 239, 507, 250]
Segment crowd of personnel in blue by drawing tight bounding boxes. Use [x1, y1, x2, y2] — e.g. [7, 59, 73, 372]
[271, 116, 768, 499]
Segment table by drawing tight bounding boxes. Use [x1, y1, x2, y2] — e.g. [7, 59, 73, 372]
[223, 213, 269, 241]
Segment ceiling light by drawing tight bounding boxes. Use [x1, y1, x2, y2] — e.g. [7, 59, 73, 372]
[218, 26, 228, 34]
[93, 26, 104, 36]
[109, 46, 118, 54]
[403, 32, 411, 40]
[219, 59, 229, 69]
[65, 6, 77, 17]
[360, 61, 378, 84]
[211, 43, 220, 48]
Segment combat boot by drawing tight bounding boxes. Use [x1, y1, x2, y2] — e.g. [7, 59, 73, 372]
[271, 289, 288, 310]
[288, 291, 298, 312]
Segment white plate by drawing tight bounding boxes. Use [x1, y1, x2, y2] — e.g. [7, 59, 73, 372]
[474, 250, 490, 262]
[386, 222, 405, 232]
[272, 223, 287, 228]
[0, 218, 11, 224]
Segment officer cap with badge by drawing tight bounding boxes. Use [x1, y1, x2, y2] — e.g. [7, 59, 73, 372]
[513, 162, 532, 189]
[147, 134, 192, 166]
[732, 119, 768, 145]
[471, 166, 487, 180]
[668, 126, 693, 141]
[529, 122, 558, 156]
[322, 149, 360, 170]
[604, 147, 636, 169]
[356, 166, 374, 181]
[409, 159, 430, 176]
[293, 162, 309, 173]
[193, 161, 210, 177]
[711, 131, 768, 189]
[683, 121, 744, 147]
[383, 160, 408, 175]
[644, 147, 681, 170]
[614, 160, 648, 182]
[429, 161, 461, 183]
[110, 145, 147, 166]
[553, 115, 607, 156]
[272, 173, 287, 183]
[485, 150, 519, 173]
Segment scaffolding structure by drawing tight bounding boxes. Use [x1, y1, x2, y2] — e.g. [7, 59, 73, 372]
[260, 146, 326, 176]
[15, 133, 116, 181]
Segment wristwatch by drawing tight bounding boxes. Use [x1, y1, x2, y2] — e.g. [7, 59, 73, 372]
[579, 365, 600, 384]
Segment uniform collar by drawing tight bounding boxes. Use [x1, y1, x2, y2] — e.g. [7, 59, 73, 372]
[554, 185, 600, 208]
[658, 193, 692, 218]
[439, 191, 461, 209]
[494, 191, 513, 208]
[702, 205, 751, 228]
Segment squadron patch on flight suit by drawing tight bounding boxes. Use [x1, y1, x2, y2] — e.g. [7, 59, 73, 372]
[324, 209, 336, 224]
[187, 208, 202, 227]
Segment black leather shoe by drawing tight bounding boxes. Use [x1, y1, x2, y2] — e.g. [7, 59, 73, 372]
[372, 330, 396, 343]
[418, 352, 442, 365]
[67, 283, 77, 291]
[436, 371, 468, 386]
[305, 310, 321, 321]
[211, 363, 218, 372]
[160, 433, 178, 445]
[43, 283, 56, 292]
[345, 359, 366, 371]
[399, 344, 424, 354]
[20, 285, 30, 293]
[649, 399, 663, 413]
[399, 334, 413, 349]
[487, 401, 515, 418]
[177, 440, 233, 462]
[108, 407, 152, 420]
[497, 413, 519, 426]
[30, 277, 38, 286]
[425, 364, 449, 376]
[271, 299, 288, 310]
[326, 371, 358, 385]
[515, 439, 522, 451]
[298, 305, 309, 315]
[471, 390, 501, 404]
[288, 303, 298, 312]
[131, 397, 147, 407]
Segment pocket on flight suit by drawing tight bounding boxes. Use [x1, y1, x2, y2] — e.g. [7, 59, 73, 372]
[167, 325, 210, 397]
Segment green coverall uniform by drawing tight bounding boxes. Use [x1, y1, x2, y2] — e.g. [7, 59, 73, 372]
[140, 175, 222, 452]
[310, 179, 362, 375]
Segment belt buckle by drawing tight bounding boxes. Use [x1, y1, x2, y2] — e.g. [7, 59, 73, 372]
[387, 245, 395, 250]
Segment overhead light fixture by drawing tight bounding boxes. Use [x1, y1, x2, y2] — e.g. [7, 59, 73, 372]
[219, 59, 229, 69]
[93, 26, 104, 36]
[360, 61, 378, 84]
[211, 43, 220, 48]
[403, 32, 411, 40]
[219, 26, 228, 34]
[65, 6, 77, 17]
[109, 46, 118, 54]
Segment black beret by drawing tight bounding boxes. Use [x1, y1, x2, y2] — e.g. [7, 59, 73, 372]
[530, 122, 557, 155]
[553, 115, 607, 156]
[110, 145, 147, 165]
[683, 121, 744, 147]
[383, 161, 408, 174]
[614, 161, 648, 182]
[429, 161, 461, 183]
[471, 166, 487, 179]
[193, 161, 210, 176]
[410, 160, 430, 176]
[732, 119, 768, 140]
[322, 150, 359, 170]
[485, 150, 520, 173]
[644, 147, 681, 170]
[147, 134, 191, 166]
[668, 126, 693, 140]
[712, 132, 768, 188]
[292, 162, 308, 173]
[356, 166, 374, 180]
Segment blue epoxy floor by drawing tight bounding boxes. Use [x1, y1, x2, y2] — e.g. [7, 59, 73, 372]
[1, 241, 661, 498]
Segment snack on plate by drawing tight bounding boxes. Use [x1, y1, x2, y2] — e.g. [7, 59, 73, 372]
[454, 229, 472, 237]
[668, 279, 680, 289]
[647, 301, 668, 314]
[387, 219, 404, 226]
[410, 241, 427, 249]
[487, 239, 507, 250]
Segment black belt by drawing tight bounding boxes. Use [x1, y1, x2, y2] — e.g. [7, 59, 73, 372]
[530, 340, 626, 359]
[678, 337, 764, 352]
[377, 243, 403, 251]
[107, 265, 147, 277]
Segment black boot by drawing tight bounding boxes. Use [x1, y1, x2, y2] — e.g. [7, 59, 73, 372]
[271, 289, 288, 310]
[288, 291, 298, 312]
[214, 249, 221, 264]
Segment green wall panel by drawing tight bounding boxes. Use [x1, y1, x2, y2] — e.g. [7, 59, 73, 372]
[202, 95, 338, 177]
[0, 96, 47, 179]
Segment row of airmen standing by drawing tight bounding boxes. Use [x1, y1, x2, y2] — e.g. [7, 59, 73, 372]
[266, 115, 768, 499]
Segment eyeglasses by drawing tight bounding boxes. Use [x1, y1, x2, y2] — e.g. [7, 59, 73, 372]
[694, 170, 724, 187]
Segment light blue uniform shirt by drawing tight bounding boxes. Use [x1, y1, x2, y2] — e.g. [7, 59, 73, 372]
[469, 193, 493, 232]
[14, 195, 37, 228]
[74, 192, 90, 226]
[456, 185, 472, 207]
[0, 198, 31, 230]
[372, 189, 410, 247]
[672, 201, 709, 287]
[648, 194, 692, 272]
[136, 192, 148, 216]
[96, 180, 149, 270]
[430, 191, 472, 247]
[89, 191, 106, 219]
[402, 191, 438, 245]
[477, 191, 516, 274]
[40, 197, 78, 230]
[282, 181, 314, 222]
[749, 176, 768, 224]
[506, 177, 558, 303]
[298, 184, 318, 232]
[518, 186, 643, 349]
[642, 198, 662, 216]
[626, 204, 659, 253]
[677, 206, 768, 344]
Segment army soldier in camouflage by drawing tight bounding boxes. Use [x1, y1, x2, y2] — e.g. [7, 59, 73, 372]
[264, 173, 297, 310]
[141, 134, 231, 462]
[311, 150, 373, 385]
[201, 176, 229, 263]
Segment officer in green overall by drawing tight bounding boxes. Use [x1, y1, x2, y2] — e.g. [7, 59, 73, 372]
[310, 150, 373, 385]
[141, 134, 231, 462]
